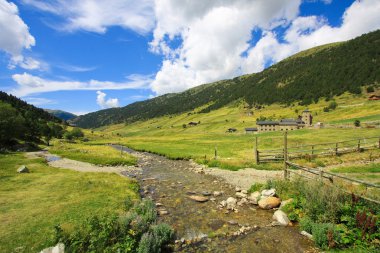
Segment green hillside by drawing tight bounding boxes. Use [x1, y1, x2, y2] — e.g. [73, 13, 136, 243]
[45, 109, 77, 121]
[73, 30, 380, 128]
[0, 91, 63, 148]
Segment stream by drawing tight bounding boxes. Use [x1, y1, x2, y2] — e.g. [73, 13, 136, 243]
[111, 145, 317, 253]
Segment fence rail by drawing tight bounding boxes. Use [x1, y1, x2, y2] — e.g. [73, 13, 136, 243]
[255, 136, 380, 163]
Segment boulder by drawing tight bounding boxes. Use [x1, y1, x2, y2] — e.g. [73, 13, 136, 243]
[300, 231, 313, 240]
[235, 192, 247, 199]
[261, 188, 276, 197]
[258, 197, 281, 209]
[237, 198, 248, 206]
[248, 191, 261, 205]
[40, 243, 64, 253]
[226, 197, 237, 210]
[272, 210, 290, 226]
[17, 165, 29, 173]
[189, 195, 208, 202]
[280, 198, 294, 209]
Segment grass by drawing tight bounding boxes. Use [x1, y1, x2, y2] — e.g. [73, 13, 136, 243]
[49, 140, 137, 166]
[0, 153, 139, 253]
[330, 163, 380, 173]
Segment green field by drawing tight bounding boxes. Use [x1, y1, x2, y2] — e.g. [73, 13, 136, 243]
[49, 140, 137, 166]
[94, 93, 380, 170]
[0, 153, 139, 252]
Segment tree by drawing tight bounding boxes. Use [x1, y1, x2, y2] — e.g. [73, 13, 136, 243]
[354, 120, 360, 127]
[0, 103, 25, 145]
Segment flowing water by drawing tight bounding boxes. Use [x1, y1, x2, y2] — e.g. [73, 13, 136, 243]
[114, 145, 317, 252]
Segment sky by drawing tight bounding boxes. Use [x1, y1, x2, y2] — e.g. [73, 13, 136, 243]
[0, 0, 379, 115]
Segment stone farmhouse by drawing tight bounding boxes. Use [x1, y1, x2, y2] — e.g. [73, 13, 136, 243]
[256, 110, 313, 132]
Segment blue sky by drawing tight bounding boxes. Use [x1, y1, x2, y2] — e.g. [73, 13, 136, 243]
[0, 0, 379, 115]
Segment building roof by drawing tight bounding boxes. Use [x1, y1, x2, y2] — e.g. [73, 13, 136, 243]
[256, 121, 279, 125]
[279, 118, 304, 126]
[245, 127, 258, 131]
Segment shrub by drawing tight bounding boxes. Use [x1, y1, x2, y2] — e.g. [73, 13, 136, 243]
[354, 120, 361, 127]
[366, 86, 375, 93]
[300, 217, 314, 234]
[137, 224, 174, 253]
[312, 223, 338, 249]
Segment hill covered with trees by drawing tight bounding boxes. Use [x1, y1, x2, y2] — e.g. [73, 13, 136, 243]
[0, 91, 64, 149]
[45, 109, 77, 121]
[73, 30, 380, 128]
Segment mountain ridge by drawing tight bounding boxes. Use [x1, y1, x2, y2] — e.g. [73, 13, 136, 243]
[72, 30, 380, 128]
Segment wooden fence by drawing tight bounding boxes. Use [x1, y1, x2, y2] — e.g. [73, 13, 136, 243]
[266, 132, 380, 204]
[254, 136, 380, 164]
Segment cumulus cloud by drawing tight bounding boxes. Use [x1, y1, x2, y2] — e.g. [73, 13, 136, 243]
[22, 0, 155, 34]
[96, 91, 119, 109]
[11, 72, 153, 97]
[243, 0, 380, 73]
[150, 0, 380, 95]
[0, 0, 42, 69]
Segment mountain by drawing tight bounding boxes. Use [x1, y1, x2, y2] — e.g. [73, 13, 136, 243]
[73, 30, 380, 129]
[45, 109, 77, 121]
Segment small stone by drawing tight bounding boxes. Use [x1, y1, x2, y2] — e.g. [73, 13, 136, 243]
[237, 198, 248, 206]
[272, 210, 290, 226]
[156, 203, 163, 207]
[213, 191, 222, 197]
[236, 192, 247, 199]
[301, 231, 313, 240]
[235, 186, 241, 192]
[241, 190, 248, 194]
[228, 220, 238, 225]
[158, 210, 169, 216]
[189, 195, 209, 202]
[39, 243, 64, 253]
[261, 188, 276, 197]
[226, 197, 237, 210]
[210, 197, 216, 202]
[186, 191, 197, 195]
[248, 191, 261, 205]
[201, 191, 212, 196]
[17, 165, 29, 173]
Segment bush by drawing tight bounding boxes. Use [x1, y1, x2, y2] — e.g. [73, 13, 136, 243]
[312, 223, 338, 249]
[248, 183, 264, 193]
[55, 199, 173, 253]
[366, 86, 375, 93]
[354, 120, 361, 127]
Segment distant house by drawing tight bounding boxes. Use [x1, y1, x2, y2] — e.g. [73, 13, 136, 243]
[369, 95, 380, 100]
[188, 122, 198, 126]
[227, 128, 237, 133]
[245, 127, 258, 133]
[256, 110, 313, 132]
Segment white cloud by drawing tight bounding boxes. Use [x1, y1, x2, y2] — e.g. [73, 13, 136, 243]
[22, 0, 155, 34]
[150, 0, 301, 95]
[55, 63, 97, 72]
[96, 91, 119, 109]
[243, 0, 380, 73]
[11, 72, 153, 96]
[23, 97, 56, 106]
[0, 0, 42, 69]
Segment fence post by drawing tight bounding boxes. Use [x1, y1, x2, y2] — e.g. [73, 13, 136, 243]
[254, 136, 259, 164]
[357, 139, 361, 152]
[335, 143, 338, 156]
[284, 131, 288, 180]
[311, 145, 314, 155]
[214, 145, 217, 160]
[319, 168, 324, 181]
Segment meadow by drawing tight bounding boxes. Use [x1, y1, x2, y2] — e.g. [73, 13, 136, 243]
[49, 140, 137, 166]
[0, 153, 139, 252]
[95, 92, 380, 170]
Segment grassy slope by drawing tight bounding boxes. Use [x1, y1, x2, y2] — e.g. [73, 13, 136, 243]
[0, 153, 139, 253]
[97, 92, 380, 170]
